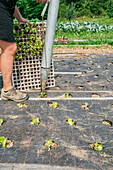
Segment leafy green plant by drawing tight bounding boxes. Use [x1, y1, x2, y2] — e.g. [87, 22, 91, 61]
[53, 102, 58, 108]
[94, 142, 104, 152]
[40, 92, 46, 98]
[65, 2, 76, 20]
[18, 54, 22, 59]
[68, 118, 74, 126]
[107, 0, 113, 18]
[48, 102, 58, 108]
[44, 140, 58, 151]
[102, 120, 112, 126]
[17, 103, 27, 108]
[64, 92, 69, 98]
[0, 136, 7, 147]
[0, 119, 3, 127]
[45, 140, 52, 150]
[85, 102, 89, 107]
[66, 118, 76, 126]
[89, 142, 104, 154]
[17, 103, 23, 108]
[81, 102, 89, 110]
[31, 118, 40, 125]
[64, 92, 73, 98]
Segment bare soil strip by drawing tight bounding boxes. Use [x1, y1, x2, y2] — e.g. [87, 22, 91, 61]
[53, 46, 113, 54]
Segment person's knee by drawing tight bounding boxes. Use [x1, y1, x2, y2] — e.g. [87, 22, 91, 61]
[12, 43, 17, 55]
[2, 43, 17, 56]
[8, 43, 17, 56]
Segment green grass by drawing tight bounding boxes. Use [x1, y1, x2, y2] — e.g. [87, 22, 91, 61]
[55, 31, 113, 40]
[53, 45, 102, 49]
[58, 17, 113, 26]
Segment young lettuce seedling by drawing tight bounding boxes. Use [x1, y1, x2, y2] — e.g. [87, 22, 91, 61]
[64, 92, 69, 98]
[17, 103, 27, 108]
[81, 102, 89, 110]
[68, 118, 74, 126]
[0, 119, 3, 127]
[89, 142, 104, 154]
[66, 118, 76, 126]
[45, 140, 52, 151]
[39, 91, 46, 98]
[94, 142, 104, 155]
[0, 136, 7, 148]
[85, 102, 89, 107]
[53, 102, 58, 108]
[17, 103, 23, 108]
[102, 120, 112, 126]
[44, 140, 58, 151]
[94, 142, 103, 151]
[41, 92, 46, 97]
[64, 92, 73, 98]
[31, 118, 40, 125]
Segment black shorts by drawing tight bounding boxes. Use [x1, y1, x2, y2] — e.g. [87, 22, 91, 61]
[0, 1, 16, 42]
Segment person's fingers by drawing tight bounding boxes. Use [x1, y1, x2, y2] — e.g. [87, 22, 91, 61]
[23, 18, 32, 25]
[26, 20, 32, 26]
[36, 0, 46, 3]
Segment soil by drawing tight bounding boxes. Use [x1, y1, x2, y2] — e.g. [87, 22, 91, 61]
[53, 44, 113, 54]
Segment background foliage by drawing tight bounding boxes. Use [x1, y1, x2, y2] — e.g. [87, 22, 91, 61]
[16, 0, 113, 20]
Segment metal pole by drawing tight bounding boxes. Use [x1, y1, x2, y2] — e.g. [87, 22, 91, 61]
[41, 0, 60, 91]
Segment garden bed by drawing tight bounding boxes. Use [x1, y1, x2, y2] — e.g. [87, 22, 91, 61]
[0, 52, 113, 169]
[53, 45, 113, 54]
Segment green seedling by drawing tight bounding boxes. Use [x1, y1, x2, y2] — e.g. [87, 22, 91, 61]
[0, 136, 7, 147]
[89, 142, 104, 154]
[17, 103, 27, 108]
[48, 102, 58, 108]
[68, 118, 74, 126]
[40, 92, 46, 98]
[18, 54, 22, 59]
[64, 92, 72, 98]
[53, 102, 58, 108]
[31, 118, 40, 125]
[44, 140, 58, 151]
[102, 120, 112, 126]
[0, 119, 3, 127]
[85, 102, 89, 107]
[64, 92, 69, 98]
[17, 103, 23, 108]
[81, 102, 89, 110]
[45, 140, 52, 151]
[94, 142, 104, 152]
[66, 118, 76, 126]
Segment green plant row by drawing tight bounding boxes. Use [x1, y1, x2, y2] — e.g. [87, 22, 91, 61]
[56, 21, 113, 33]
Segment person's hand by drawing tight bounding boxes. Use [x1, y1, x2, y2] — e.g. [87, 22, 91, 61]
[36, 0, 47, 3]
[21, 17, 32, 25]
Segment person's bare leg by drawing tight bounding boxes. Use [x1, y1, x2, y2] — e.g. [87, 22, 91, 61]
[0, 40, 17, 91]
[0, 40, 28, 101]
